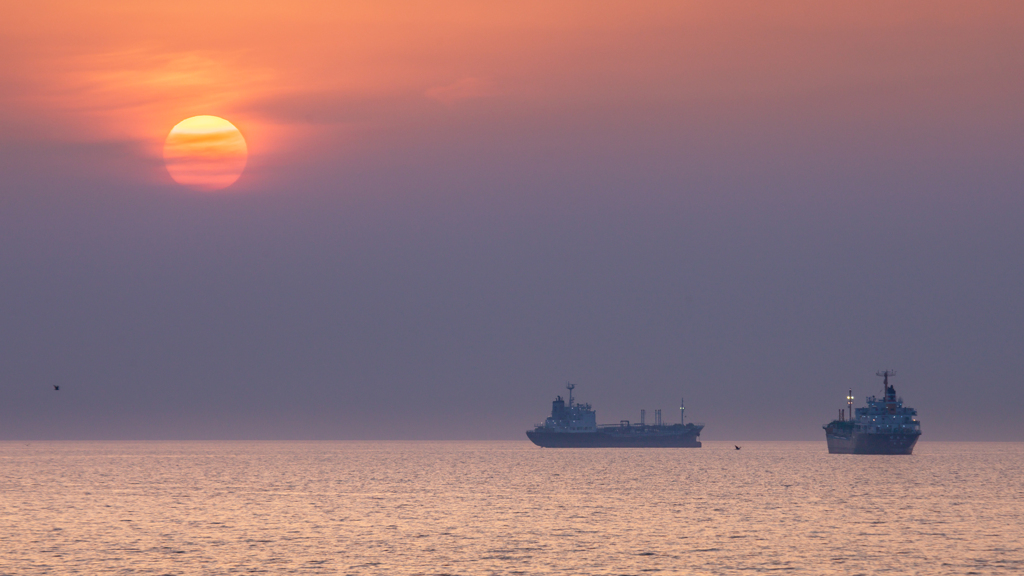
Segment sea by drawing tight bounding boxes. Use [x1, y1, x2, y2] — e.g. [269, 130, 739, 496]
[1, 441, 1021, 575]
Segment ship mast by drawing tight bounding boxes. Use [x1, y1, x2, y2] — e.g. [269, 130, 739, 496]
[846, 389, 854, 421]
[876, 370, 896, 400]
[680, 397, 685, 425]
[566, 382, 575, 408]
[876, 370, 895, 390]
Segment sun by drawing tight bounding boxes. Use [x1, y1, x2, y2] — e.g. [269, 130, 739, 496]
[163, 116, 248, 191]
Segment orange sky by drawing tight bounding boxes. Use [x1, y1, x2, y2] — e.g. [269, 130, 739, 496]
[1, 1, 1022, 190]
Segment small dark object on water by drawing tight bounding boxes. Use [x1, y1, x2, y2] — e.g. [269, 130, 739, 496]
[53, 385, 59, 391]
[734, 445, 741, 450]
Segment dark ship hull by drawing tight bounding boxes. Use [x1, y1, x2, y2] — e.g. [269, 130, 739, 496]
[825, 431, 919, 455]
[527, 424, 703, 448]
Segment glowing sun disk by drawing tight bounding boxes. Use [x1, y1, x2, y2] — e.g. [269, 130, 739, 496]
[164, 115, 247, 191]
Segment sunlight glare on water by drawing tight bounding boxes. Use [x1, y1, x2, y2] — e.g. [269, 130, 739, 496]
[1, 441, 1022, 575]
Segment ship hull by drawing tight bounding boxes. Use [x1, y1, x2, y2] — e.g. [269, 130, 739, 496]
[527, 428, 702, 448]
[825, 432, 919, 455]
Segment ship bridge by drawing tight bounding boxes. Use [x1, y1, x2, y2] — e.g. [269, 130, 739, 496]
[540, 386, 597, 433]
[851, 376, 921, 436]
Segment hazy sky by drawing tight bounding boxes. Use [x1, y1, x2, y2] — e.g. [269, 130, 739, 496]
[2, 1, 1022, 441]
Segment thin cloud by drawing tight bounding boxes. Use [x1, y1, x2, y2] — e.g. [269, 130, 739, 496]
[6, 48, 274, 141]
[425, 77, 499, 106]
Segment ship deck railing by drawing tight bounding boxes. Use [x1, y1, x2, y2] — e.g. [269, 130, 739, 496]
[596, 422, 704, 430]
[534, 422, 705, 431]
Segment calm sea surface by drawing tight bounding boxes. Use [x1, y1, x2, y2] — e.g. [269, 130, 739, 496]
[1, 441, 1022, 575]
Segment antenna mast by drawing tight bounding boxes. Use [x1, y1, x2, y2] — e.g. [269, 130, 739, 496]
[876, 370, 896, 395]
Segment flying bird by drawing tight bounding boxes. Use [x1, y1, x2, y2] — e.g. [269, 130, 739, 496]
[53, 385, 59, 391]
[734, 445, 741, 450]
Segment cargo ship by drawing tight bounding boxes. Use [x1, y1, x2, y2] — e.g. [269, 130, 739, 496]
[823, 371, 921, 455]
[526, 383, 703, 448]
